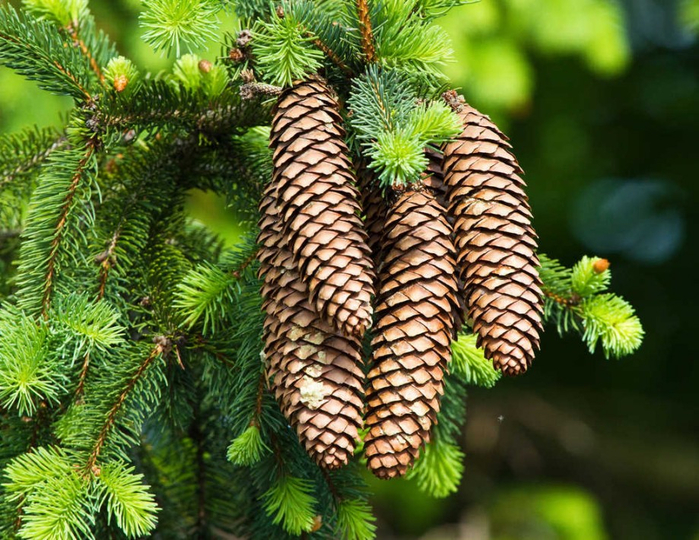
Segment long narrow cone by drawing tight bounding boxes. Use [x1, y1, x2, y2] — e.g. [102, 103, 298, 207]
[269, 77, 375, 338]
[441, 91, 543, 375]
[364, 188, 460, 479]
[257, 182, 365, 469]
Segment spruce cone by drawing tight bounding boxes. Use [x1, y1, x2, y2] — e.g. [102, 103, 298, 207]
[270, 78, 375, 338]
[364, 188, 460, 479]
[442, 92, 543, 375]
[258, 183, 365, 470]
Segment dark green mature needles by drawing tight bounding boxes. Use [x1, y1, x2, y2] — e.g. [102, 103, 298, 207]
[0, 0, 643, 538]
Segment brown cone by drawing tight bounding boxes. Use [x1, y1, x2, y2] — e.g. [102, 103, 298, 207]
[364, 188, 460, 479]
[441, 92, 543, 376]
[258, 182, 365, 470]
[270, 77, 375, 338]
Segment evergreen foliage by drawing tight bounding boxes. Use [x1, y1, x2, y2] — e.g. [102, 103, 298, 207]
[0, 0, 644, 538]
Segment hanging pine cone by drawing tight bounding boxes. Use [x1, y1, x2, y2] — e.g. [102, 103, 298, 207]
[258, 182, 365, 470]
[441, 91, 543, 375]
[364, 187, 460, 479]
[270, 77, 375, 338]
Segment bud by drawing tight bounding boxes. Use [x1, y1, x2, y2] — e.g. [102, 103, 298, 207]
[198, 59, 212, 74]
[236, 29, 253, 48]
[22, 0, 88, 27]
[104, 56, 139, 95]
[310, 515, 322, 533]
[593, 258, 610, 273]
[114, 74, 128, 92]
[229, 48, 245, 63]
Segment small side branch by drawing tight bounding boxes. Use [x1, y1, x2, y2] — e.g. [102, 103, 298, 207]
[41, 141, 96, 318]
[95, 227, 123, 300]
[84, 343, 164, 473]
[74, 351, 90, 403]
[0, 136, 68, 189]
[66, 23, 105, 85]
[543, 289, 581, 309]
[356, 0, 376, 63]
[0, 28, 92, 101]
[310, 35, 354, 76]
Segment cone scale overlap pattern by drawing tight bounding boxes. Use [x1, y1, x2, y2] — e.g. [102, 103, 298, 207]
[259, 79, 543, 476]
[364, 189, 460, 478]
[269, 78, 375, 338]
[258, 182, 365, 470]
[442, 94, 543, 375]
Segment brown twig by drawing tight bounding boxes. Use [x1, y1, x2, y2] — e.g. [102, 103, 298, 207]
[0, 136, 69, 189]
[310, 35, 354, 76]
[84, 343, 164, 473]
[251, 367, 267, 428]
[240, 81, 283, 100]
[95, 227, 122, 300]
[67, 24, 105, 84]
[74, 351, 91, 403]
[356, 0, 376, 63]
[543, 289, 581, 308]
[41, 141, 97, 319]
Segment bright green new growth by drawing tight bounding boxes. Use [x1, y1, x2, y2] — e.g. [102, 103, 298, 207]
[336, 499, 377, 540]
[96, 463, 159, 537]
[582, 294, 644, 358]
[172, 53, 228, 95]
[262, 476, 318, 535]
[103, 55, 140, 92]
[251, 10, 324, 87]
[140, 0, 221, 56]
[372, 0, 453, 77]
[0, 0, 643, 537]
[0, 313, 58, 416]
[227, 424, 269, 465]
[349, 68, 462, 185]
[539, 255, 644, 359]
[451, 333, 502, 389]
[22, 0, 88, 27]
[407, 438, 465, 499]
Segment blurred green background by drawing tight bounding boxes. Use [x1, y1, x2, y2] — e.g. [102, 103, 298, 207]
[1, 0, 698, 538]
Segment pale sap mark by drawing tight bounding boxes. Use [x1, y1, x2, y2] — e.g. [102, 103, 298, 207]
[299, 374, 328, 410]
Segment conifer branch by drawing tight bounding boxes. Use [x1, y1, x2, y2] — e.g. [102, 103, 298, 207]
[356, 0, 376, 63]
[40, 141, 97, 319]
[0, 136, 68, 189]
[84, 342, 164, 474]
[0, 4, 95, 101]
[66, 23, 105, 84]
[0, 27, 91, 100]
[311, 34, 353, 76]
[240, 81, 283, 100]
[96, 228, 123, 300]
[74, 351, 90, 403]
